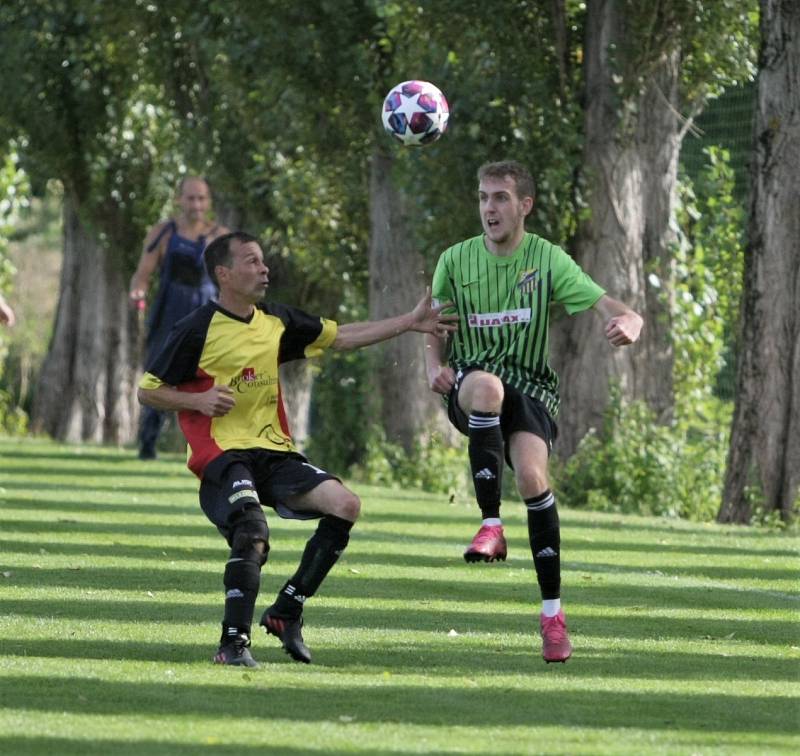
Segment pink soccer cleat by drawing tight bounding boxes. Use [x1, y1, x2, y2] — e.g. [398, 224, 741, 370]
[540, 609, 573, 663]
[463, 524, 507, 563]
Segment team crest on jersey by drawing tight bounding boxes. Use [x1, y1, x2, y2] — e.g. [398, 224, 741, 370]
[517, 268, 540, 294]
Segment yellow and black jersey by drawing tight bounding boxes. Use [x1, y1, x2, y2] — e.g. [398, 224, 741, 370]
[139, 300, 338, 478]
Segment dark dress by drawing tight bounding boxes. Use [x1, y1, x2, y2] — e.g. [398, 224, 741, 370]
[138, 220, 218, 458]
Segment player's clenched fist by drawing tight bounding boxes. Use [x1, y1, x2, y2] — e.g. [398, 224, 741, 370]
[427, 363, 456, 395]
[195, 385, 236, 417]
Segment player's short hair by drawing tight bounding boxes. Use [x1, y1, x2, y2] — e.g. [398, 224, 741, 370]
[204, 231, 260, 287]
[477, 161, 536, 202]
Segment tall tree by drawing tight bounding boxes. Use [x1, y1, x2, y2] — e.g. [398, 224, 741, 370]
[0, 2, 183, 442]
[552, 0, 757, 456]
[720, 0, 799, 522]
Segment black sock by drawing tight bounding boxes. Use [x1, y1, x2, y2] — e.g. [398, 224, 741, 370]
[468, 411, 504, 519]
[525, 490, 560, 600]
[221, 556, 261, 641]
[272, 515, 353, 618]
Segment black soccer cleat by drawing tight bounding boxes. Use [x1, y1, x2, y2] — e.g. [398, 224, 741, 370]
[213, 633, 259, 668]
[260, 608, 311, 664]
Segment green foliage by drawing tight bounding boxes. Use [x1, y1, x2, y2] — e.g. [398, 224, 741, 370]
[304, 348, 376, 474]
[0, 1, 194, 272]
[1, 180, 63, 425]
[250, 146, 369, 313]
[0, 145, 28, 285]
[610, 1, 757, 106]
[353, 428, 469, 499]
[305, 347, 470, 498]
[403, 0, 586, 259]
[0, 144, 30, 434]
[672, 146, 745, 414]
[556, 386, 729, 521]
[560, 147, 747, 522]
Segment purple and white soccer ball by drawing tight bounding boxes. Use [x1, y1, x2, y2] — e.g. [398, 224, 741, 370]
[381, 80, 449, 146]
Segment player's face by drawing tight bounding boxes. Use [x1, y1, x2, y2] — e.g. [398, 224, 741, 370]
[178, 179, 211, 222]
[479, 175, 533, 252]
[221, 240, 270, 302]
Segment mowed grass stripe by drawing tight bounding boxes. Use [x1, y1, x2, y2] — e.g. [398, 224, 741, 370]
[1, 436, 799, 755]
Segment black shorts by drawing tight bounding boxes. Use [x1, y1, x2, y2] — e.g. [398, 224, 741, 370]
[447, 368, 558, 465]
[199, 449, 339, 542]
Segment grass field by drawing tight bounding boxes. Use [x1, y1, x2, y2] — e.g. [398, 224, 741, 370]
[0, 436, 798, 755]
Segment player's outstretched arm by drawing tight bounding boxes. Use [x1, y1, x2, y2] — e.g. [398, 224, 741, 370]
[333, 287, 458, 351]
[138, 383, 235, 417]
[593, 294, 643, 347]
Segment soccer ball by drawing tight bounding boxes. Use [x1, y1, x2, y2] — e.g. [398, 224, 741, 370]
[381, 80, 449, 146]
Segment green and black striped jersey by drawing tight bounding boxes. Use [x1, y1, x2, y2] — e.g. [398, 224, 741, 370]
[431, 232, 604, 416]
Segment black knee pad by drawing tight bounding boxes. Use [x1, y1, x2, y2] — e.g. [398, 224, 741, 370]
[229, 506, 270, 566]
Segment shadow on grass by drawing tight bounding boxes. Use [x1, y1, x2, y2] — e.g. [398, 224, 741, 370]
[4, 596, 796, 646]
[0, 537, 465, 570]
[567, 558, 800, 583]
[0, 674, 793, 733]
[343, 549, 799, 584]
[0, 442, 184, 462]
[1, 497, 198, 516]
[1, 481, 195, 497]
[0, 518, 212, 538]
[0, 538, 225, 563]
[560, 516, 793, 540]
[1, 460, 186, 478]
[2, 556, 793, 615]
[0, 740, 429, 756]
[567, 538, 799, 560]
[4, 636, 797, 683]
[4, 516, 792, 579]
[7, 502, 791, 565]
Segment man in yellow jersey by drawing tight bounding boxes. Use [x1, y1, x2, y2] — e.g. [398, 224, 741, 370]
[139, 231, 457, 667]
[425, 161, 643, 663]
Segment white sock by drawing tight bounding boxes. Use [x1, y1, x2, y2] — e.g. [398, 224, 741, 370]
[482, 517, 502, 527]
[542, 599, 561, 617]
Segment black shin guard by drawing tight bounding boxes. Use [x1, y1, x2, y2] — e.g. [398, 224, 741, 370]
[525, 490, 561, 600]
[221, 508, 269, 639]
[222, 558, 261, 638]
[468, 411, 504, 519]
[273, 515, 353, 618]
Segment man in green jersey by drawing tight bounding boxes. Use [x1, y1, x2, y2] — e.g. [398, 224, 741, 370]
[425, 161, 643, 662]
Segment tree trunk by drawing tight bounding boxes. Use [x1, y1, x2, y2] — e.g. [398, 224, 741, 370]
[719, 0, 800, 523]
[367, 149, 450, 451]
[32, 192, 139, 444]
[551, 0, 679, 457]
